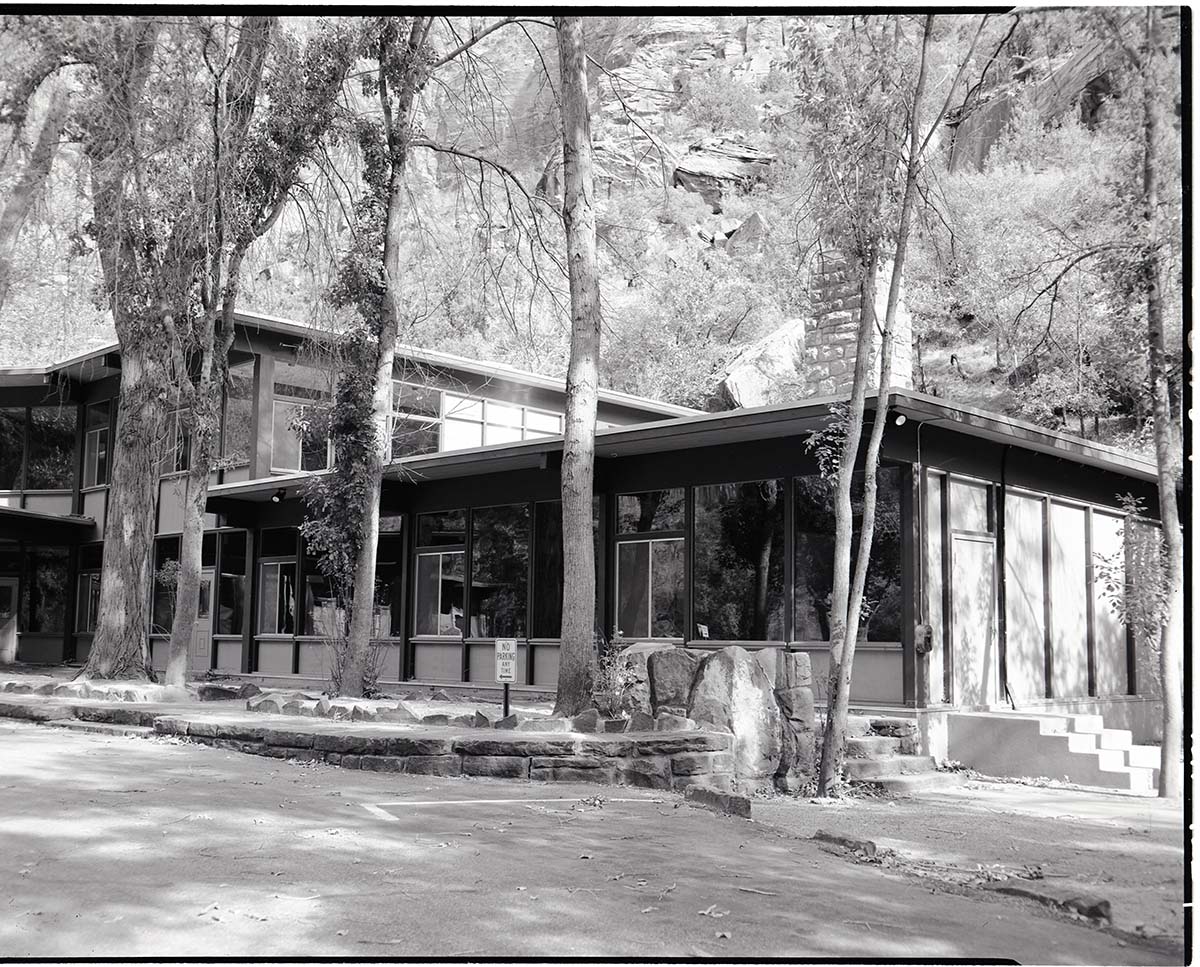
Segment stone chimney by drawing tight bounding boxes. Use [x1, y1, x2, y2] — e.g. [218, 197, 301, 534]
[802, 250, 913, 398]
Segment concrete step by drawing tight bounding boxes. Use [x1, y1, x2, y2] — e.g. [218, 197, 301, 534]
[1065, 714, 1106, 734]
[47, 719, 155, 739]
[1095, 728, 1133, 751]
[856, 770, 967, 795]
[844, 754, 937, 779]
[948, 713, 1157, 795]
[868, 716, 917, 737]
[1126, 744, 1160, 769]
[845, 715, 873, 737]
[846, 734, 904, 758]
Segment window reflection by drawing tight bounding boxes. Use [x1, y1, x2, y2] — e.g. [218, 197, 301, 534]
[470, 504, 529, 638]
[693, 480, 784, 641]
[794, 467, 903, 643]
[617, 489, 684, 534]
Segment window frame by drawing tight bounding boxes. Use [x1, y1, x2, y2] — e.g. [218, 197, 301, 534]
[82, 401, 110, 490]
[613, 535, 685, 641]
[74, 570, 102, 634]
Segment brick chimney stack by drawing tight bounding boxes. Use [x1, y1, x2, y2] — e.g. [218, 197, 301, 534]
[802, 250, 913, 398]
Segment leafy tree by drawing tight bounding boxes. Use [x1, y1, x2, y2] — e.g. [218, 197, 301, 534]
[162, 19, 361, 688]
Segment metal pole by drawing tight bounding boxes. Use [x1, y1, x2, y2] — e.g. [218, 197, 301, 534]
[503, 682, 510, 719]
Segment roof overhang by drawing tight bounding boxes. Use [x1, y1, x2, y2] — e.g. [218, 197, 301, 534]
[889, 390, 1161, 484]
[203, 388, 1163, 511]
[0, 505, 96, 542]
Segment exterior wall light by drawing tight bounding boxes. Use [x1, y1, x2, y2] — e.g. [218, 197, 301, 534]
[271, 488, 286, 503]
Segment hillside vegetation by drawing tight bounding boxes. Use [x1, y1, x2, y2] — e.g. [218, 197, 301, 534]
[0, 13, 1181, 453]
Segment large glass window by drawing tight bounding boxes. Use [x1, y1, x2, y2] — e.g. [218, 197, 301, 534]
[75, 571, 101, 633]
[531, 499, 602, 639]
[374, 531, 405, 638]
[390, 382, 441, 459]
[470, 503, 530, 639]
[693, 479, 785, 642]
[442, 393, 563, 452]
[414, 551, 464, 636]
[216, 531, 246, 635]
[151, 536, 181, 634]
[794, 467, 903, 643]
[617, 489, 685, 534]
[303, 541, 341, 639]
[26, 406, 76, 489]
[21, 546, 69, 633]
[159, 411, 191, 476]
[82, 402, 110, 488]
[221, 358, 255, 466]
[415, 511, 465, 637]
[0, 408, 24, 490]
[272, 361, 331, 472]
[417, 509, 466, 547]
[258, 561, 297, 635]
[616, 538, 684, 639]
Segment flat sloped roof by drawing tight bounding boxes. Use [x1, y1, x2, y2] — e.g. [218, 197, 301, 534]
[0, 309, 699, 420]
[206, 388, 1160, 509]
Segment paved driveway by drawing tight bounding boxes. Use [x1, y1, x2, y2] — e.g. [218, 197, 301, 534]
[0, 721, 1178, 962]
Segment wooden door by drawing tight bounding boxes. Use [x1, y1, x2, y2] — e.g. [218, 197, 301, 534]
[189, 569, 214, 672]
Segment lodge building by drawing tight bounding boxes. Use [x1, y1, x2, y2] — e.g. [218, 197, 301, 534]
[0, 310, 1167, 749]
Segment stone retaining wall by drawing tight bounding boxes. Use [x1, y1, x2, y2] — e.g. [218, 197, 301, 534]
[149, 715, 735, 792]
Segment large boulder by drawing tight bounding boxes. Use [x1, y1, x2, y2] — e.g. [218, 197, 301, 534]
[614, 642, 675, 714]
[687, 646, 781, 784]
[647, 648, 703, 713]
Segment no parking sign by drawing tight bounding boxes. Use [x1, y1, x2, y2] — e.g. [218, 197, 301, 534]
[495, 638, 518, 683]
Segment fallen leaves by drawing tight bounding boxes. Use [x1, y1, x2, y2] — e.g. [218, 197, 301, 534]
[698, 904, 730, 918]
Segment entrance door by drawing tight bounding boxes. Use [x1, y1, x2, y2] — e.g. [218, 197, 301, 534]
[0, 577, 17, 664]
[189, 569, 214, 672]
[951, 535, 997, 706]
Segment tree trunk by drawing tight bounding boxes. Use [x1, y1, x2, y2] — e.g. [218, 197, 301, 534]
[340, 170, 404, 697]
[0, 84, 68, 312]
[818, 15, 932, 796]
[1139, 7, 1182, 799]
[553, 15, 602, 717]
[83, 340, 168, 680]
[337, 21, 425, 697]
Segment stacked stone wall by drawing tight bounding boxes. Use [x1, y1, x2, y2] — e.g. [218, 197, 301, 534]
[803, 250, 913, 397]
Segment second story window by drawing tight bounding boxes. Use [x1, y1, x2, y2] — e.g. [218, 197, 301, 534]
[272, 361, 331, 473]
[221, 358, 254, 467]
[159, 411, 191, 476]
[390, 381, 441, 460]
[0, 407, 25, 491]
[442, 393, 563, 452]
[82, 402, 110, 488]
[26, 405, 76, 490]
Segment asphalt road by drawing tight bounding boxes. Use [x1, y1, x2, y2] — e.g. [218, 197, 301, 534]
[0, 721, 1178, 962]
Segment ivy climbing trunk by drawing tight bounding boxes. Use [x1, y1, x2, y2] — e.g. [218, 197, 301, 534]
[337, 18, 430, 698]
[340, 170, 405, 697]
[553, 15, 602, 717]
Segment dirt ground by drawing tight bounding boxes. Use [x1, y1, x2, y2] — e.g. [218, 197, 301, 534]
[754, 779, 1186, 950]
[0, 720, 1181, 963]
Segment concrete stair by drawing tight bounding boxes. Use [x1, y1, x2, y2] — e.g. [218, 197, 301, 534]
[948, 712, 1158, 795]
[47, 719, 155, 739]
[841, 715, 963, 795]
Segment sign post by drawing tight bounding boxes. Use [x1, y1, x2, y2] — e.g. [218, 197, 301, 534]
[495, 638, 517, 718]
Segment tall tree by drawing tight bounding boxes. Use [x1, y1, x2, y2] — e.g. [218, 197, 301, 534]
[309, 16, 520, 697]
[552, 15, 602, 716]
[790, 14, 977, 794]
[1115, 7, 1183, 798]
[163, 19, 360, 688]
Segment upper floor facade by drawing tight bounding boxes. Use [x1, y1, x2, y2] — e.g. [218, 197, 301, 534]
[0, 310, 698, 539]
